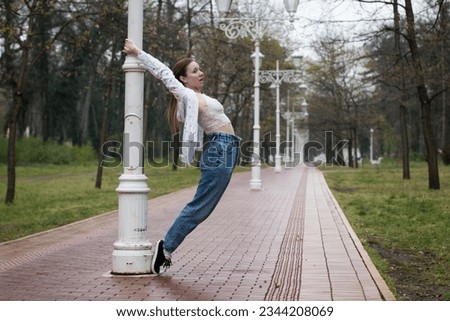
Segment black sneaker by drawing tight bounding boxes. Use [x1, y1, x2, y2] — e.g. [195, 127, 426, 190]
[152, 240, 172, 274]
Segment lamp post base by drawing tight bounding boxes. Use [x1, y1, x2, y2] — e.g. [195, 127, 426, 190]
[250, 179, 262, 190]
[112, 173, 152, 275]
[274, 156, 282, 173]
[112, 247, 152, 275]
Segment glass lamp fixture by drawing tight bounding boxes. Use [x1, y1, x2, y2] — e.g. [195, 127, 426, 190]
[215, 0, 233, 15]
[284, 0, 300, 22]
[251, 51, 265, 69]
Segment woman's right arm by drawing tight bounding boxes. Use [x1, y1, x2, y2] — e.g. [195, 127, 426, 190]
[123, 39, 187, 101]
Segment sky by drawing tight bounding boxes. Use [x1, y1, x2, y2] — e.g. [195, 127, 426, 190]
[266, 0, 432, 58]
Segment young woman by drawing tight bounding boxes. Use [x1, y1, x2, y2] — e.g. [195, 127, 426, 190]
[123, 39, 241, 274]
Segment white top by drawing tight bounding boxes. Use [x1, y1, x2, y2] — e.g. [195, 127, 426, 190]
[199, 94, 232, 134]
[136, 51, 232, 164]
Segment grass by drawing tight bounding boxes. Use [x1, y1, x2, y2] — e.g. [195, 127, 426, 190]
[0, 161, 251, 243]
[322, 159, 450, 300]
[0, 163, 203, 242]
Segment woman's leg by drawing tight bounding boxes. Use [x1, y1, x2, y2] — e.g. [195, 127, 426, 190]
[163, 139, 237, 254]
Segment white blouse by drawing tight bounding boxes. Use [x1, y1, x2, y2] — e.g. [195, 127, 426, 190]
[137, 51, 203, 164]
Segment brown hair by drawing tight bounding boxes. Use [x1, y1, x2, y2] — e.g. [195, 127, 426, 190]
[167, 57, 195, 134]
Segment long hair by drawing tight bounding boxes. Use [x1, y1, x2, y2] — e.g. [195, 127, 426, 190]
[167, 57, 195, 134]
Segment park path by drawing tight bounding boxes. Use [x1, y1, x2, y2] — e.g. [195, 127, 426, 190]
[0, 165, 394, 301]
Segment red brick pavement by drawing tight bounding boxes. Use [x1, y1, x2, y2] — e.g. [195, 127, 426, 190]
[0, 166, 394, 301]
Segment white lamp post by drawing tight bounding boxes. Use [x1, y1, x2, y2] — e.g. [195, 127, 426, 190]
[301, 98, 309, 164]
[291, 84, 308, 166]
[112, 0, 152, 274]
[282, 83, 307, 168]
[215, 0, 299, 189]
[250, 32, 264, 190]
[291, 114, 295, 164]
[274, 61, 282, 172]
[370, 128, 374, 162]
[260, 60, 302, 172]
[283, 109, 291, 164]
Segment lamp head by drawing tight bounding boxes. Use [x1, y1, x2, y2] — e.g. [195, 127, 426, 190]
[291, 54, 303, 69]
[284, 0, 300, 22]
[298, 83, 307, 95]
[251, 51, 265, 69]
[215, 0, 233, 15]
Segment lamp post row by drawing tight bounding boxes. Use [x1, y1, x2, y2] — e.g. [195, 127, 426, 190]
[216, 0, 300, 189]
[259, 61, 304, 172]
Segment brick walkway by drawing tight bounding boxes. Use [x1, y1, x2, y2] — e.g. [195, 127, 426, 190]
[0, 166, 394, 301]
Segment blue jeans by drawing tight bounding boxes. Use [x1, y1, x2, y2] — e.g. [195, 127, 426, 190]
[164, 132, 241, 255]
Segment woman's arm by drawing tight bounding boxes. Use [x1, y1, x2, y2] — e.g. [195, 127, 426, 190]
[123, 39, 201, 164]
[123, 39, 188, 102]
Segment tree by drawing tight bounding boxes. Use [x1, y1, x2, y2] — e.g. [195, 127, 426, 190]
[404, 0, 440, 189]
[355, 0, 444, 188]
[3, 0, 49, 203]
[307, 38, 375, 166]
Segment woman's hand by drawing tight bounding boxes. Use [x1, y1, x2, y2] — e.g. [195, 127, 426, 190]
[123, 39, 141, 56]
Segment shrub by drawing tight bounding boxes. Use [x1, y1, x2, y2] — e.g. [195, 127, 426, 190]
[0, 137, 97, 165]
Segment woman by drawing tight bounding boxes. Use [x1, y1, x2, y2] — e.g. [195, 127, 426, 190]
[123, 39, 240, 274]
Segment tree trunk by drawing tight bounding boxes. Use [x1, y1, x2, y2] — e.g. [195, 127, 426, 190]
[78, 73, 95, 145]
[404, 0, 440, 189]
[95, 38, 118, 189]
[440, 0, 450, 165]
[347, 133, 354, 167]
[4, 0, 42, 203]
[399, 104, 410, 178]
[172, 132, 180, 170]
[6, 95, 22, 203]
[394, 0, 410, 179]
[353, 127, 358, 168]
[5, 37, 31, 203]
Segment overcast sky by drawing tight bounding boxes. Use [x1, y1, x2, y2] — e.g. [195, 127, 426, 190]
[267, 0, 431, 58]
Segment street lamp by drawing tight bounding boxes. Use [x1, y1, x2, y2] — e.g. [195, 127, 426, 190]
[282, 83, 308, 168]
[215, 0, 299, 190]
[112, 0, 152, 274]
[259, 60, 302, 172]
[291, 84, 308, 165]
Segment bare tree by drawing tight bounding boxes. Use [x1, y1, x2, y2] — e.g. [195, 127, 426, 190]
[404, 0, 440, 189]
[3, 0, 54, 203]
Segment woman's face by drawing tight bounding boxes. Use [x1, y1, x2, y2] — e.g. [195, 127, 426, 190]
[180, 61, 204, 92]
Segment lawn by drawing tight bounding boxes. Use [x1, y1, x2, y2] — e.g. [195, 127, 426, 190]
[322, 160, 450, 300]
[0, 164, 202, 242]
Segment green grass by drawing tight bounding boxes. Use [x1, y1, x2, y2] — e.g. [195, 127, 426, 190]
[0, 163, 203, 242]
[322, 159, 450, 300]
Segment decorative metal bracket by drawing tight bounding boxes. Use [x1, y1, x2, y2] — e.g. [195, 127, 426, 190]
[259, 70, 302, 85]
[218, 18, 265, 41]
